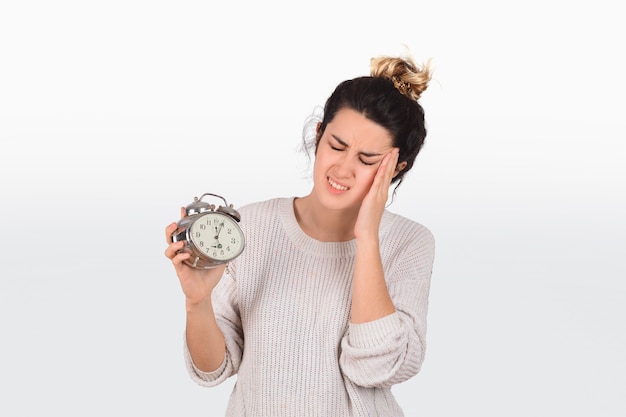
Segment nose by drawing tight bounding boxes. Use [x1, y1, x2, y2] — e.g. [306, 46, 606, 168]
[333, 152, 354, 178]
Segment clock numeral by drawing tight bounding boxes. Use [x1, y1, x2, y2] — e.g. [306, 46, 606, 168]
[199, 241, 204, 247]
[200, 224, 206, 230]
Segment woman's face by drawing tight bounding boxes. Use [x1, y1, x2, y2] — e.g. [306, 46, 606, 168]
[312, 108, 395, 212]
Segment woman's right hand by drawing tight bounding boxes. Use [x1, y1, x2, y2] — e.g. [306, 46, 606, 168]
[164, 207, 227, 306]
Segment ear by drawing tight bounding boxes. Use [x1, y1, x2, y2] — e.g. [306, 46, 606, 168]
[315, 122, 322, 147]
[393, 161, 408, 178]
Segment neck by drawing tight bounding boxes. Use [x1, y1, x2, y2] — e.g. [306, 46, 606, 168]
[293, 195, 358, 242]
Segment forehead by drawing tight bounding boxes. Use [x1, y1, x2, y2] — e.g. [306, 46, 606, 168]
[325, 108, 394, 150]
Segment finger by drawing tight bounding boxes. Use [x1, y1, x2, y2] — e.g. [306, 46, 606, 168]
[385, 149, 400, 183]
[165, 222, 179, 244]
[387, 148, 400, 176]
[375, 149, 399, 188]
[171, 249, 191, 267]
[164, 240, 185, 259]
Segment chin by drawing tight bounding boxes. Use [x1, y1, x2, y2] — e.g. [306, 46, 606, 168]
[318, 189, 361, 213]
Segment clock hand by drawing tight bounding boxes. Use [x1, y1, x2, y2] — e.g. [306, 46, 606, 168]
[212, 222, 225, 249]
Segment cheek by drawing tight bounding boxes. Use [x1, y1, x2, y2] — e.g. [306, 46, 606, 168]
[312, 155, 325, 175]
[313, 149, 335, 172]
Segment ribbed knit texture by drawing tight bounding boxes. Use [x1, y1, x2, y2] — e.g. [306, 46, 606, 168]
[184, 197, 435, 417]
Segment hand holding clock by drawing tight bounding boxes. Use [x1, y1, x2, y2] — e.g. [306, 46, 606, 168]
[165, 207, 227, 306]
[165, 193, 245, 305]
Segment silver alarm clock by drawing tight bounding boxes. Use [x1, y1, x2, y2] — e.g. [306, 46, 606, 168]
[171, 193, 245, 269]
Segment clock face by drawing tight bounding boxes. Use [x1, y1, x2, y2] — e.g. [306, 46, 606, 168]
[190, 212, 245, 261]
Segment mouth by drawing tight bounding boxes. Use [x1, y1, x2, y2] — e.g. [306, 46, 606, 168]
[327, 177, 349, 192]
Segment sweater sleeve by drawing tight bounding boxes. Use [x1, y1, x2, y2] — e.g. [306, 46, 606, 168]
[184, 263, 244, 387]
[339, 224, 435, 388]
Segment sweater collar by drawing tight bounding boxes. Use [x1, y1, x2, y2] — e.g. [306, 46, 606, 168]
[279, 197, 395, 259]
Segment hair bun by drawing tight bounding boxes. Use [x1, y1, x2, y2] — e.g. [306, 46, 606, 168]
[370, 54, 432, 101]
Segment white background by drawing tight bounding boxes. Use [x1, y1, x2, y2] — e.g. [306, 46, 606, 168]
[1, 1, 624, 416]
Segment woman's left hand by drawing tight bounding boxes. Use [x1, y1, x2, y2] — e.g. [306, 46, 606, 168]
[354, 148, 399, 240]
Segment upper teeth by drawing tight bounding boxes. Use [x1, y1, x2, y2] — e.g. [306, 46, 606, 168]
[328, 178, 348, 191]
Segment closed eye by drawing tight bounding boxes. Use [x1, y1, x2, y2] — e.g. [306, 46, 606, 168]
[329, 141, 378, 166]
[328, 135, 380, 166]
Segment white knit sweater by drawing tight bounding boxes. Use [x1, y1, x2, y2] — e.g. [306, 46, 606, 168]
[184, 197, 435, 416]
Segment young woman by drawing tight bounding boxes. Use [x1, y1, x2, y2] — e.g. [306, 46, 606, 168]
[164, 53, 435, 416]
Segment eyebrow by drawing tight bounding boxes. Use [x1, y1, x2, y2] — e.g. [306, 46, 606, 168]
[331, 135, 382, 158]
